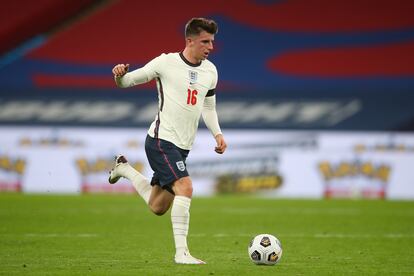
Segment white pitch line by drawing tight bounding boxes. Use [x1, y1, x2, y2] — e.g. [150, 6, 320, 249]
[20, 233, 414, 239]
[24, 233, 98, 237]
[191, 233, 414, 239]
[221, 208, 361, 215]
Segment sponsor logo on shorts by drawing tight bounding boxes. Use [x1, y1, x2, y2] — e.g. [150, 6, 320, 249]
[176, 161, 185, 171]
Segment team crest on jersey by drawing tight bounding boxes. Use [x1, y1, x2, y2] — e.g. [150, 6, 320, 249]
[176, 161, 186, 171]
[189, 70, 198, 84]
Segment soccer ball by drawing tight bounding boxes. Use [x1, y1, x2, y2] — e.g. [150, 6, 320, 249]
[248, 234, 282, 265]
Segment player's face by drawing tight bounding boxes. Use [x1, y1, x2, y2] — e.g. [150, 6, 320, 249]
[188, 31, 214, 62]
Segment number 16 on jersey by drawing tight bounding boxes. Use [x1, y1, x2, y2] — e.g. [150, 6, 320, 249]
[187, 89, 198, 105]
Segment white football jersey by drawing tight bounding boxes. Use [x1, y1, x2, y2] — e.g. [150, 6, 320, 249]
[138, 52, 218, 150]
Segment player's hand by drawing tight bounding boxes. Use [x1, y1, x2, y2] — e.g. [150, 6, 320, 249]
[112, 64, 130, 78]
[214, 134, 227, 154]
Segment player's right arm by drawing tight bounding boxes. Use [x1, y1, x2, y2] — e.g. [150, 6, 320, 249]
[112, 54, 166, 88]
[112, 64, 151, 88]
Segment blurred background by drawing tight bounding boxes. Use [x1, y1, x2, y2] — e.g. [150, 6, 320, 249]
[1, 0, 413, 199]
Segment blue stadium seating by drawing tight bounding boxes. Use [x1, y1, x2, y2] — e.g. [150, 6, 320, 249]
[1, 0, 414, 130]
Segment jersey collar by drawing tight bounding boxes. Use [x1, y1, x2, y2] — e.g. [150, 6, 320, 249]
[179, 52, 202, 67]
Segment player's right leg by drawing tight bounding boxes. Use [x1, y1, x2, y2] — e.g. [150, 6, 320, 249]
[108, 154, 152, 204]
[147, 185, 174, 215]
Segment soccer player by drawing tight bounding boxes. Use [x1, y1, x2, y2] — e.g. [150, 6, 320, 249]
[109, 18, 227, 264]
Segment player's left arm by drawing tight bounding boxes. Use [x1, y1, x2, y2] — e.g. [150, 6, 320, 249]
[202, 91, 227, 154]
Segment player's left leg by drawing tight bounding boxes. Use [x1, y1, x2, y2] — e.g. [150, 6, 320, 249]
[171, 176, 205, 264]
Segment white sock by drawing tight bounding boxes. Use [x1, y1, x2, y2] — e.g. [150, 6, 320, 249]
[171, 196, 191, 255]
[118, 163, 151, 204]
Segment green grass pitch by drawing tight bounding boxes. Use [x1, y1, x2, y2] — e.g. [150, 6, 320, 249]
[0, 194, 413, 275]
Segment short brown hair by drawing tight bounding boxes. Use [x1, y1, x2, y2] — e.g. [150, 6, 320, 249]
[185, 18, 218, 37]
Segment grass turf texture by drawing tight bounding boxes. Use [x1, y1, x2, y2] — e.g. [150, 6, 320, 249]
[0, 194, 413, 275]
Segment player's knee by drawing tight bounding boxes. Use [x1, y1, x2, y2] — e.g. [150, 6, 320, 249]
[180, 183, 193, 196]
[150, 204, 168, 216]
[173, 177, 193, 197]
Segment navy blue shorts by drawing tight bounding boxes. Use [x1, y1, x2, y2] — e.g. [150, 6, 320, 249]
[145, 135, 190, 194]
